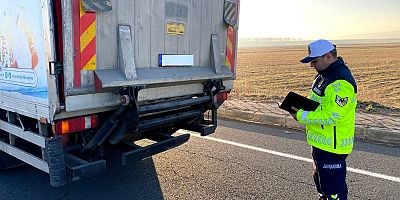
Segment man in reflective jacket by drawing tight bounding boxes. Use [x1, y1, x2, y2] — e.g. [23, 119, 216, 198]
[291, 39, 357, 200]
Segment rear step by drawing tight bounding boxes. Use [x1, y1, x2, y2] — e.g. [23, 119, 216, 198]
[63, 151, 106, 182]
[120, 132, 190, 165]
[63, 131, 189, 182]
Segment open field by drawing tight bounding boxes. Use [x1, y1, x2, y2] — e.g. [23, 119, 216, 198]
[232, 43, 400, 114]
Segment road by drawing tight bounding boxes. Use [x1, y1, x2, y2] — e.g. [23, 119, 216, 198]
[0, 119, 399, 199]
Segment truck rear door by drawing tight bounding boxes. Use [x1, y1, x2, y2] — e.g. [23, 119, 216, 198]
[61, 0, 239, 111]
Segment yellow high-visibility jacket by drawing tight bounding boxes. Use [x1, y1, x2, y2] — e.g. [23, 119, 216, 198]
[296, 58, 357, 154]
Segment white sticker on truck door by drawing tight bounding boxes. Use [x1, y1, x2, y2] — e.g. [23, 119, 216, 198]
[0, 0, 48, 99]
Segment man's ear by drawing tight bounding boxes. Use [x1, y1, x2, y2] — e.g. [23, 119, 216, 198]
[325, 52, 333, 61]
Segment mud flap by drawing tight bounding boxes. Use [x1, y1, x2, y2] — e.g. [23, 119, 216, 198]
[45, 137, 67, 187]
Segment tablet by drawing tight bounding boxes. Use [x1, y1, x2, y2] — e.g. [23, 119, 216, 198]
[279, 92, 320, 114]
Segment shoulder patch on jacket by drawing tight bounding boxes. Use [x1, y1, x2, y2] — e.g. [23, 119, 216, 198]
[335, 95, 348, 107]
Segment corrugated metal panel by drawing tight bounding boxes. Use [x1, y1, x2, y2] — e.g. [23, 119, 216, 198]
[96, 0, 227, 69]
[63, 0, 236, 112]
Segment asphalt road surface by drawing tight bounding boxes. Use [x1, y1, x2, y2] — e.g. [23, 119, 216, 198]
[1, 119, 399, 200]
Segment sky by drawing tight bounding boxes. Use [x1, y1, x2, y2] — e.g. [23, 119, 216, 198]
[238, 0, 400, 40]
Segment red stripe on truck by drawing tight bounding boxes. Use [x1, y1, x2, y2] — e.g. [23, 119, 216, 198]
[79, 13, 96, 35]
[73, 0, 81, 87]
[80, 38, 96, 69]
[226, 26, 236, 73]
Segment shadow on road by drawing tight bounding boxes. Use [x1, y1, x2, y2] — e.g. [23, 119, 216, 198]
[0, 157, 165, 200]
[219, 119, 400, 158]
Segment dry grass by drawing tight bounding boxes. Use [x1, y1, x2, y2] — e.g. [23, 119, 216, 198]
[232, 43, 400, 111]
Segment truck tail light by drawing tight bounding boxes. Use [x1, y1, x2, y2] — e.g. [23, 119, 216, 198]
[214, 91, 229, 104]
[55, 115, 98, 135]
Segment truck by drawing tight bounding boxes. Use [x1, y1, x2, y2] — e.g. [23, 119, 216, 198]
[0, 0, 239, 187]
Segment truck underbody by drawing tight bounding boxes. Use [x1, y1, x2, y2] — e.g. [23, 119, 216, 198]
[0, 79, 227, 186]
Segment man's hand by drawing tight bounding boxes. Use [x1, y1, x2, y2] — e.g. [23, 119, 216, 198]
[290, 107, 299, 121]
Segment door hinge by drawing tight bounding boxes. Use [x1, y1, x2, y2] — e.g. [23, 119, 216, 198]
[49, 61, 63, 75]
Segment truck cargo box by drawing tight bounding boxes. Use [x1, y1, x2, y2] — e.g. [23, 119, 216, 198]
[62, 0, 238, 114]
[0, 0, 239, 187]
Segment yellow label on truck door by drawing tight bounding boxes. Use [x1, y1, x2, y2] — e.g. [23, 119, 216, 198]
[166, 22, 185, 35]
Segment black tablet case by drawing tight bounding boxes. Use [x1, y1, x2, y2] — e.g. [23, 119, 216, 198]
[279, 92, 320, 114]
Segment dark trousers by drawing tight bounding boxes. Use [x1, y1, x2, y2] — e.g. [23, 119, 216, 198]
[312, 147, 348, 200]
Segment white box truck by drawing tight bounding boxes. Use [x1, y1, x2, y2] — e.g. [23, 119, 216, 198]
[0, 0, 239, 187]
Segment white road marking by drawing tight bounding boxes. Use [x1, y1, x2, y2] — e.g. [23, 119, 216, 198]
[188, 132, 400, 183]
